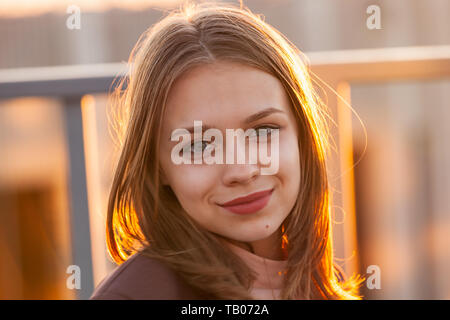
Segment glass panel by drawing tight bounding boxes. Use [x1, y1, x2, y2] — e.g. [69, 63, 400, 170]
[80, 94, 118, 286]
[0, 97, 74, 299]
[351, 80, 450, 299]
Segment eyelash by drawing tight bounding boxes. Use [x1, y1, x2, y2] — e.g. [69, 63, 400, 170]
[183, 124, 282, 155]
[254, 124, 281, 134]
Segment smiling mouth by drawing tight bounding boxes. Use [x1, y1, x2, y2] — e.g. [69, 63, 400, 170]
[218, 188, 274, 215]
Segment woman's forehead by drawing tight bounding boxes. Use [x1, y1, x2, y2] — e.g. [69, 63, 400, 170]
[163, 61, 291, 127]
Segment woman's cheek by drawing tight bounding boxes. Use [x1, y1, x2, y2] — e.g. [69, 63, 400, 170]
[278, 130, 301, 186]
[168, 162, 220, 205]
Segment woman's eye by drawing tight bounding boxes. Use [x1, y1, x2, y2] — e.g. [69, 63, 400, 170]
[187, 141, 211, 154]
[179, 140, 216, 160]
[255, 126, 280, 137]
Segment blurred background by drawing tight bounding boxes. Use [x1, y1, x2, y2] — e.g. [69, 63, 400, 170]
[0, 0, 449, 300]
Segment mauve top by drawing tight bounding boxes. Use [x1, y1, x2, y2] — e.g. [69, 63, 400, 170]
[221, 240, 288, 299]
[90, 251, 207, 300]
[90, 244, 346, 300]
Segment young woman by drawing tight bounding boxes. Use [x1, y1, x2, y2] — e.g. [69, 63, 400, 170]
[91, 2, 363, 300]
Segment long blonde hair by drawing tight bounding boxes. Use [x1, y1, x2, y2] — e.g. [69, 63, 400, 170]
[106, 1, 364, 299]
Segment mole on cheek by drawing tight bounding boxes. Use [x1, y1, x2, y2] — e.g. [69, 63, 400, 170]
[266, 224, 269, 228]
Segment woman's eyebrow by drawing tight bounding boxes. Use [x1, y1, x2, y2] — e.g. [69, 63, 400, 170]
[243, 107, 284, 124]
[169, 107, 284, 141]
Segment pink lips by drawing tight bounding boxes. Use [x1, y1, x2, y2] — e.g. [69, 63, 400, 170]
[218, 189, 274, 215]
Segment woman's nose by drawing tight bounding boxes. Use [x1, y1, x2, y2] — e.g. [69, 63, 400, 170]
[221, 131, 261, 185]
[222, 163, 259, 186]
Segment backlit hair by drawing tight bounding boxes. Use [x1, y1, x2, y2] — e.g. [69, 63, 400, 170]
[106, 1, 364, 299]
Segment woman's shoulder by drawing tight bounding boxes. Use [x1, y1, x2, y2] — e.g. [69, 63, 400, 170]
[90, 251, 206, 300]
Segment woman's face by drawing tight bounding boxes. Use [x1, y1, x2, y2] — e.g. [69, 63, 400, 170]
[159, 61, 300, 248]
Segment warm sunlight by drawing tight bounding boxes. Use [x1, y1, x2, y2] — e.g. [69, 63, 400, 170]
[1, 0, 449, 302]
[0, 0, 183, 17]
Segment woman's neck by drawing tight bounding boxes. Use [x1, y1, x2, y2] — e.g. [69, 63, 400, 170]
[224, 226, 288, 261]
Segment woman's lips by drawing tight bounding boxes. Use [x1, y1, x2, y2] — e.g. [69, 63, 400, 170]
[218, 188, 274, 215]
